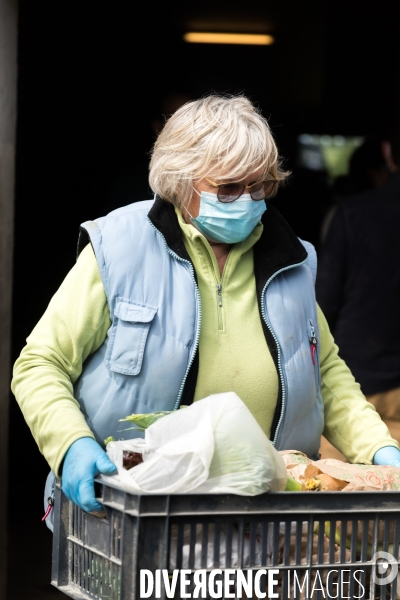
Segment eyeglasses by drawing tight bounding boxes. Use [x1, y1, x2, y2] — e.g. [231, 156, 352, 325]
[205, 175, 278, 203]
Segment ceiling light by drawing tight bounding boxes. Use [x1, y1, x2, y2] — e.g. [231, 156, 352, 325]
[183, 32, 274, 45]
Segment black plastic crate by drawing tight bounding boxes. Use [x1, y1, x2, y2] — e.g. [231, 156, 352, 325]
[51, 480, 400, 599]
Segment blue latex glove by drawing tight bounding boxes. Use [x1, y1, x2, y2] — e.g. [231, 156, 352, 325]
[373, 446, 400, 468]
[62, 437, 117, 512]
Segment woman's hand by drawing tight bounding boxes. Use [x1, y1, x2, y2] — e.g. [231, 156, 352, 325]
[373, 446, 400, 469]
[62, 437, 117, 512]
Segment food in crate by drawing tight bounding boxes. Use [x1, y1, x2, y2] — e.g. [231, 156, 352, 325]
[122, 451, 143, 469]
[280, 449, 400, 491]
[99, 397, 400, 598]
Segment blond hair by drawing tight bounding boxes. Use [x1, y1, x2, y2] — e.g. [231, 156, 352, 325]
[149, 95, 289, 208]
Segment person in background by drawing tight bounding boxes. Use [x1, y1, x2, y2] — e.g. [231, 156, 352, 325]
[11, 96, 400, 523]
[317, 122, 400, 457]
[320, 136, 389, 243]
[334, 136, 388, 197]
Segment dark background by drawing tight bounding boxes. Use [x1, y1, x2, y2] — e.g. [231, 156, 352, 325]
[8, 1, 400, 597]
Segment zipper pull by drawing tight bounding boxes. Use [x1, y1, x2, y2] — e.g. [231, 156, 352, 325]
[216, 283, 222, 307]
[309, 321, 318, 366]
[42, 495, 54, 522]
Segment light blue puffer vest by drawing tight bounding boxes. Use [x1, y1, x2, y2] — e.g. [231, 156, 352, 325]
[74, 199, 324, 457]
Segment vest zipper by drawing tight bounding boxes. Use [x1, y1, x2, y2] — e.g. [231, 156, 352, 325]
[308, 318, 321, 390]
[261, 258, 308, 447]
[147, 218, 202, 410]
[309, 319, 318, 366]
[42, 482, 55, 523]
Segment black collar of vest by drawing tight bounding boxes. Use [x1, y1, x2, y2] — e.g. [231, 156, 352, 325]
[147, 196, 193, 262]
[147, 195, 308, 281]
[254, 201, 308, 292]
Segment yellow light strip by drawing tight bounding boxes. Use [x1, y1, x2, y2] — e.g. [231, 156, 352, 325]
[183, 32, 274, 45]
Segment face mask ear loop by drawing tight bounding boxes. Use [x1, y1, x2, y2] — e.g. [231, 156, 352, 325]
[185, 187, 201, 222]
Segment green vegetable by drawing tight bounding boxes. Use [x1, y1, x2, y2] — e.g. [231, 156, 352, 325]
[285, 475, 303, 491]
[119, 411, 173, 431]
[119, 406, 188, 432]
[104, 436, 115, 446]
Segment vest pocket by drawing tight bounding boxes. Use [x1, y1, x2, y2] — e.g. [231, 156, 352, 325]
[106, 300, 157, 375]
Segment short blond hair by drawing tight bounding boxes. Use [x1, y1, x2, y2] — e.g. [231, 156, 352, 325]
[149, 95, 289, 208]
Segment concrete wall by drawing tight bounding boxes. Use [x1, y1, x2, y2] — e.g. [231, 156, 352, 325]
[0, 0, 18, 595]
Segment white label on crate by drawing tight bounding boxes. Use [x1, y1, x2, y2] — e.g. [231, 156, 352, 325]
[139, 569, 279, 598]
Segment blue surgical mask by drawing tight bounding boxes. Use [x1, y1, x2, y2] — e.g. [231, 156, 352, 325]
[190, 191, 267, 244]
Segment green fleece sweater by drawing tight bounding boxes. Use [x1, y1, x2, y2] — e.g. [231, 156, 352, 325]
[12, 213, 398, 477]
[177, 210, 279, 436]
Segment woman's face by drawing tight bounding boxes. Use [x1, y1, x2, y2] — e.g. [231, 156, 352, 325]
[183, 166, 266, 223]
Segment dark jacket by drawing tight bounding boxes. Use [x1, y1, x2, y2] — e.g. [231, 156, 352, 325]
[316, 170, 400, 395]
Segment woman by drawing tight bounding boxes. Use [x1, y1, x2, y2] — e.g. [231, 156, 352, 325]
[12, 95, 400, 519]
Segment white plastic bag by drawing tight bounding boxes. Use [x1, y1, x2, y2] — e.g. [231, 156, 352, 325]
[103, 392, 287, 495]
